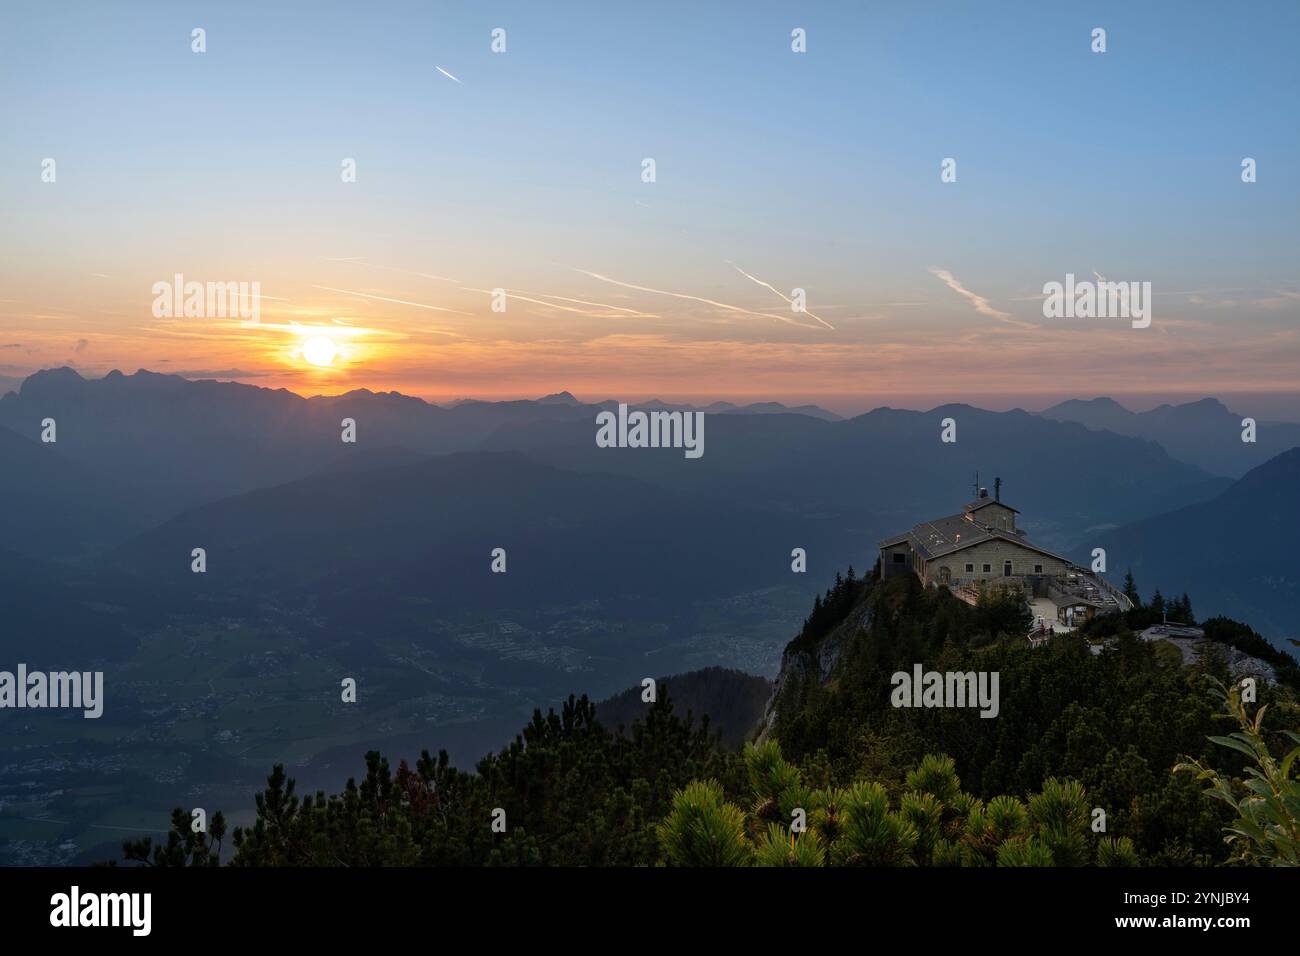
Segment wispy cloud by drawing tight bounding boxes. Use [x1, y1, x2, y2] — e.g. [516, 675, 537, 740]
[1248, 290, 1300, 308]
[928, 267, 1033, 328]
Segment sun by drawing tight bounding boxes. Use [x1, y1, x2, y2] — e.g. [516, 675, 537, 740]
[302, 335, 338, 368]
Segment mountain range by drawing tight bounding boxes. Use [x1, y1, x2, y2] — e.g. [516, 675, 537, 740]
[1038, 396, 1300, 478]
[2, 366, 1297, 869]
[2, 368, 1295, 649]
[1095, 448, 1300, 638]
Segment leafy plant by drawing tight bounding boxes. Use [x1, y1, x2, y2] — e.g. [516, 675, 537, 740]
[1175, 679, 1300, 866]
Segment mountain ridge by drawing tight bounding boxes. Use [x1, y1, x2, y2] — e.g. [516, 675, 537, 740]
[1037, 395, 1300, 478]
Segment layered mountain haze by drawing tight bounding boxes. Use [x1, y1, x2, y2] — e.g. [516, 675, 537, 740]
[114, 450, 844, 610]
[2, 366, 1297, 867]
[4, 369, 1236, 560]
[0, 369, 587, 529]
[1037, 396, 1300, 478]
[0, 369, 843, 538]
[481, 402, 1232, 551]
[2, 369, 1292, 651]
[1096, 448, 1300, 640]
[0, 423, 138, 558]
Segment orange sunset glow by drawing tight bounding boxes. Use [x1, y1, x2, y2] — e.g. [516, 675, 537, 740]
[5, 263, 1300, 416]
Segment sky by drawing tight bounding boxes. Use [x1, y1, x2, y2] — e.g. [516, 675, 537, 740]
[2, 1, 1298, 416]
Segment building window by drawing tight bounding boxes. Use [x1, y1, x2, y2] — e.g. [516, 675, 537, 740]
[965, 563, 974, 573]
[1034, 564, 1043, 574]
[982, 564, 991, 573]
[892, 552, 906, 564]
[1003, 561, 1013, 576]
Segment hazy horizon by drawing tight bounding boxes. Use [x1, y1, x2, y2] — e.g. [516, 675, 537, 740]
[8, 364, 1300, 423]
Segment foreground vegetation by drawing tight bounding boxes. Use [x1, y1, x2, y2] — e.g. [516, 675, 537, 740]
[118, 574, 1299, 866]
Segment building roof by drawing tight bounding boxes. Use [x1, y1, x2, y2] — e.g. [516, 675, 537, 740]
[965, 497, 1020, 515]
[878, 509, 1070, 565]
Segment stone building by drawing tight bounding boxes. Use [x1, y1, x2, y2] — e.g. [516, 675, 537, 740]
[878, 486, 1073, 591]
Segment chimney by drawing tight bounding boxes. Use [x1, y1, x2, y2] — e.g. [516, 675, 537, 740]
[995, 477, 1002, 502]
[979, 487, 988, 499]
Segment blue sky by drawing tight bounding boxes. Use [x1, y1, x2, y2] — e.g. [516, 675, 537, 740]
[2, 1, 1298, 411]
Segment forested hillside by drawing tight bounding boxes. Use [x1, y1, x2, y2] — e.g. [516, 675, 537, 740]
[595, 667, 772, 749]
[119, 574, 1299, 867]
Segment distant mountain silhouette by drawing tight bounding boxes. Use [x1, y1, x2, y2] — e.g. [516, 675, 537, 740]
[114, 451, 845, 613]
[536, 390, 583, 406]
[314, 444, 431, 475]
[0, 369, 841, 539]
[1038, 396, 1300, 478]
[1096, 447, 1300, 644]
[618, 398, 842, 421]
[480, 402, 1231, 554]
[0, 369, 600, 531]
[0, 369, 1242, 581]
[0, 424, 137, 558]
[719, 401, 841, 421]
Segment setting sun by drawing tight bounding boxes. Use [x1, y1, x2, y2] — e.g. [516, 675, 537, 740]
[302, 335, 338, 368]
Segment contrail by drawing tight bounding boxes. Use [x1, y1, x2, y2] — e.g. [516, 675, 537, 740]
[458, 285, 659, 318]
[321, 258, 459, 284]
[509, 289, 658, 317]
[323, 259, 659, 318]
[435, 66, 463, 84]
[728, 262, 835, 330]
[311, 284, 473, 316]
[574, 269, 831, 330]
